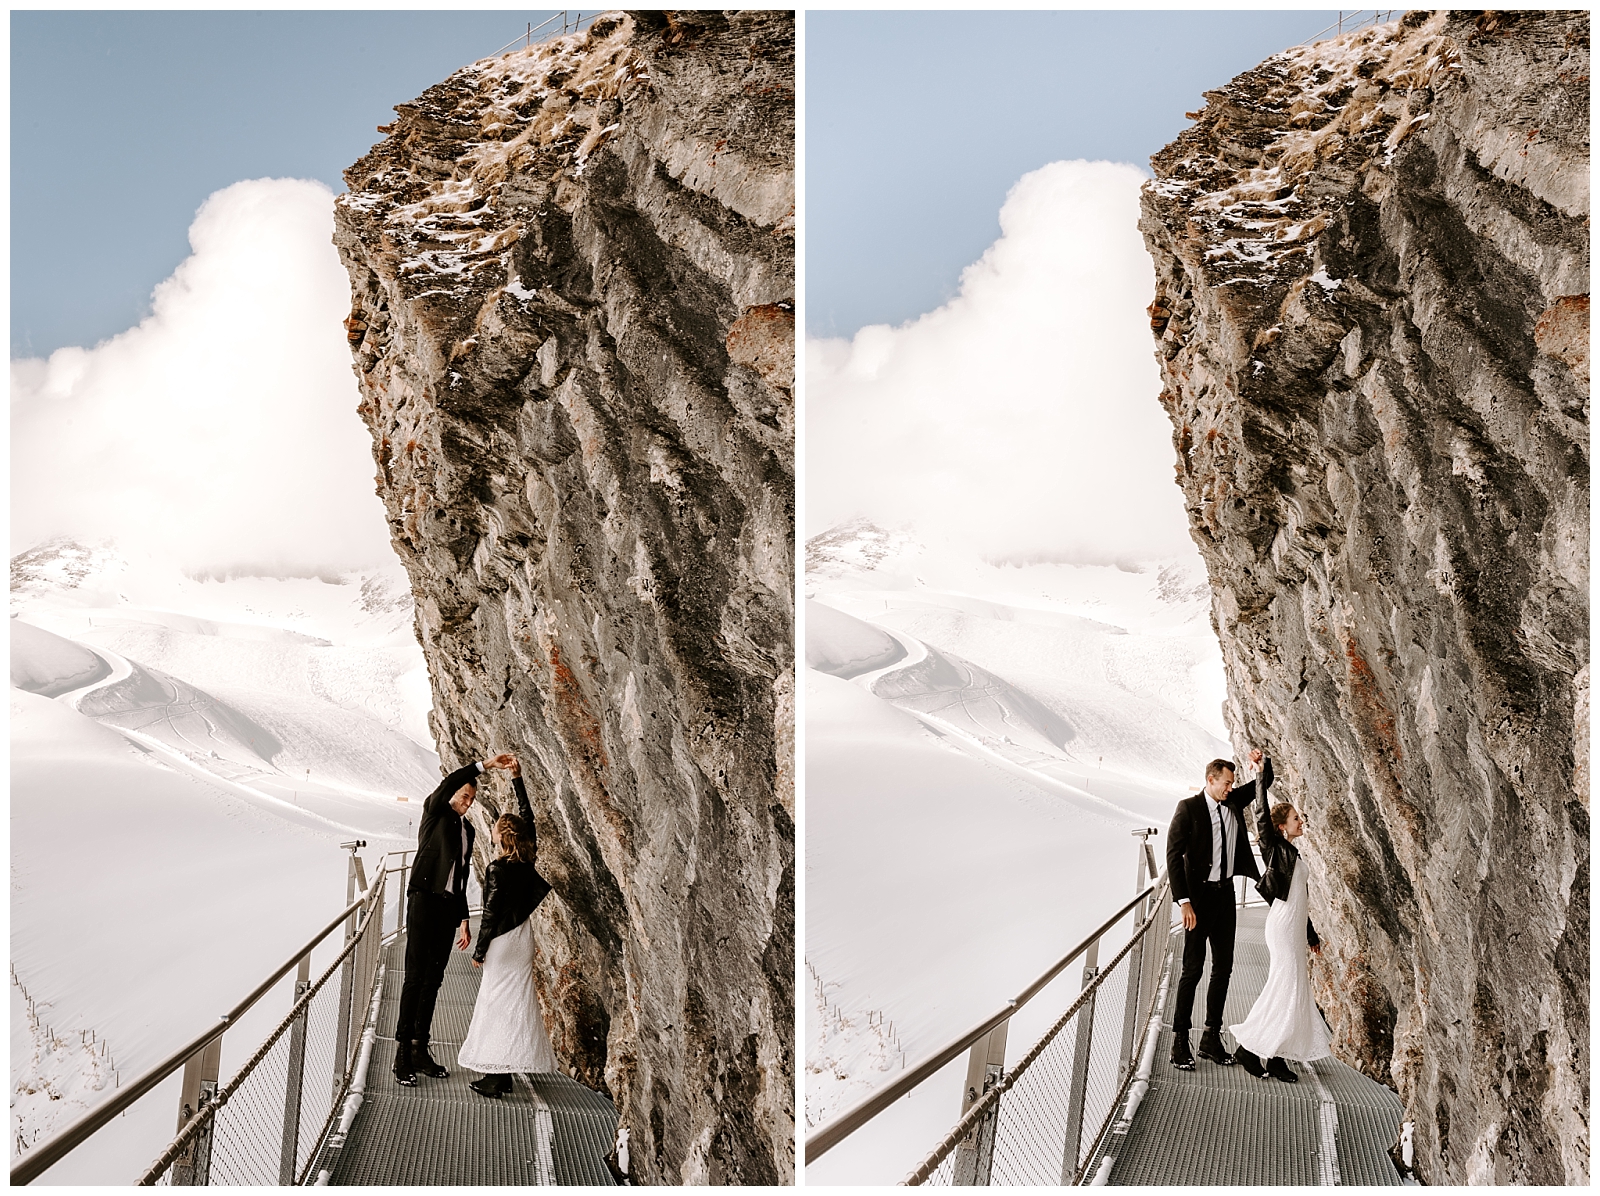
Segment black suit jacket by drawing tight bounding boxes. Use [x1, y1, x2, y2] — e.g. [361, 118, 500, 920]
[410, 761, 481, 921]
[1167, 758, 1270, 906]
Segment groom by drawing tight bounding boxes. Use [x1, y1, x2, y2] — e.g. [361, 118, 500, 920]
[393, 751, 518, 1086]
[1165, 748, 1271, 1070]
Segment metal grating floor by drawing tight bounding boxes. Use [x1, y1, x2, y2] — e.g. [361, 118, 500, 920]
[321, 930, 618, 1186]
[1092, 907, 1403, 1186]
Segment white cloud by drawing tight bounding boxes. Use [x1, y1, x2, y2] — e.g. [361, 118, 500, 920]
[806, 159, 1192, 566]
[11, 178, 392, 576]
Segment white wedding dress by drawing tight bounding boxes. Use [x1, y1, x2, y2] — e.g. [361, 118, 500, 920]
[1229, 857, 1332, 1062]
[456, 918, 557, 1074]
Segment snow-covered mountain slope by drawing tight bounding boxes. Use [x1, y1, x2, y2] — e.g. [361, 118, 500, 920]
[9, 540, 441, 1181]
[804, 522, 1229, 1183]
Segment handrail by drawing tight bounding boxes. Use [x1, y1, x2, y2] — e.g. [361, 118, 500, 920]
[1300, 9, 1396, 45]
[490, 10, 598, 57]
[805, 882, 1159, 1162]
[902, 876, 1174, 1185]
[134, 876, 386, 1186]
[10, 882, 378, 1186]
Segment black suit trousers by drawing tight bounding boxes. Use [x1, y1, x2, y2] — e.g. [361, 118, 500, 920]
[395, 890, 460, 1045]
[1173, 883, 1237, 1035]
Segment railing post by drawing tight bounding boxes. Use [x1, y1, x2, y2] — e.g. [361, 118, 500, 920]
[278, 956, 312, 1184]
[396, 853, 411, 934]
[1116, 830, 1158, 1093]
[1060, 938, 1101, 1182]
[952, 1020, 1008, 1184]
[333, 842, 366, 1094]
[169, 1038, 222, 1185]
[357, 872, 385, 1033]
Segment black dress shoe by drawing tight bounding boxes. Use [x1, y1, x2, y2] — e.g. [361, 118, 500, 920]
[1170, 1033, 1196, 1071]
[1266, 1056, 1300, 1083]
[413, 1041, 450, 1079]
[470, 1073, 512, 1098]
[1197, 1030, 1235, 1065]
[393, 1040, 417, 1087]
[1234, 1046, 1266, 1078]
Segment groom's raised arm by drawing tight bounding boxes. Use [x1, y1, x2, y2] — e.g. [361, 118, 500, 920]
[423, 760, 484, 812]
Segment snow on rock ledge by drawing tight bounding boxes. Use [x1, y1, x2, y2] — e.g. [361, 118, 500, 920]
[333, 11, 793, 1184]
[1140, 11, 1587, 1185]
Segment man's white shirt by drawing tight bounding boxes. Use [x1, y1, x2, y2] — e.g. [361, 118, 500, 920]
[1208, 797, 1237, 882]
[1179, 784, 1243, 908]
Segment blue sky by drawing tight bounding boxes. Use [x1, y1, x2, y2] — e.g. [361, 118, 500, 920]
[807, 10, 1341, 337]
[11, 11, 583, 358]
[12, 10, 1348, 355]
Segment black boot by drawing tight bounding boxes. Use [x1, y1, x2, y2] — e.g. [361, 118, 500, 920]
[1234, 1045, 1266, 1078]
[414, 1041, 449, 1079]
[393, 1039, 417, 1087]
[1266, 1056, 1300, 1083]
[1170, 1032, 1195, 1071]
[470, 1072, 512, 1098]
[1197, 1028, 1235, 1065]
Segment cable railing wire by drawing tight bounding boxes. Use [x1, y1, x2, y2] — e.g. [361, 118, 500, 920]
[904, 874, 1176, 1186]
[9, 871, 387, 1188]
[135, 870, 388, 1186]
[806, 877, 1163, 1163]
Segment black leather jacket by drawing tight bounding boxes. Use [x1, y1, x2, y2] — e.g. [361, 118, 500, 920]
[472, 776, 553, 963]
[1250, 759, 1320, 948]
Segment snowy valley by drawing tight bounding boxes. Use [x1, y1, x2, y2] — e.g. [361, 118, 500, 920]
[804, 520, 1228, 1183]
[10, 539, 441, 1181]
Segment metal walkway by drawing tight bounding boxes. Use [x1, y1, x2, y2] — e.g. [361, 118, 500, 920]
[1090, 907, 1403, 1185]
[320, 931, 618, 1186]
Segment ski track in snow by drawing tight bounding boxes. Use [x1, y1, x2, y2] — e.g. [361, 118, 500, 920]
[10, 556, 441, 1180]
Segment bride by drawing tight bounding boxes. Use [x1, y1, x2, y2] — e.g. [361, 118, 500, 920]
[457, 754, 558, 1096]
[1229, 756, 1331, 1083]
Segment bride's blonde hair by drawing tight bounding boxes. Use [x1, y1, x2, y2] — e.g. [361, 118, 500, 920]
[494, 813, 535, 863]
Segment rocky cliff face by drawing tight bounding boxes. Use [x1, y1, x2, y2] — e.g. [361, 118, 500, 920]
[332, 11, 794, 1183]
[1141, 12, 1587, 1184]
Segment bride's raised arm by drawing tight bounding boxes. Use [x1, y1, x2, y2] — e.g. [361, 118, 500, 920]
[1249, 751, 1278, 845]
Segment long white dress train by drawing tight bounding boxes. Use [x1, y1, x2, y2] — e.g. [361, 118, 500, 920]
[456, 918, 557, 1074]
[1229, 859, 1332, 1063]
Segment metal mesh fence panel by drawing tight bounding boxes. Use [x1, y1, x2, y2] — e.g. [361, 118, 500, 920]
[909, 881, 1175, 1186]
[205, 1027, 293, 1186]
[992, 952, 1132, 1184]
[294, 982, 348, 1178]
[138, 875, 387, 1186]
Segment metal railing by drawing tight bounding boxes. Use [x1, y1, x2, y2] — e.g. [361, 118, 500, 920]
[11, 847, 394, 1187]
[905, 863, 1174, 1185]
[806, 831, 1175, 1176]
[491, 10, 601, 57]
[1301, 10, 1398, 44]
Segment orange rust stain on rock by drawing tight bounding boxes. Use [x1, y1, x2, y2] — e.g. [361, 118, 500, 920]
[1343, 634, 1422, 836]
[1533, 294, 1589, 380]
[726, 303, 795, 392]
[550, 644, 610, 773]
[548, 643, 633, 852]
[1344, 636, 1405, 768]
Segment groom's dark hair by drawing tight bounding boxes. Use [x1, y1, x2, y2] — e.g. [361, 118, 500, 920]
[1204, 759, 1236, 781]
